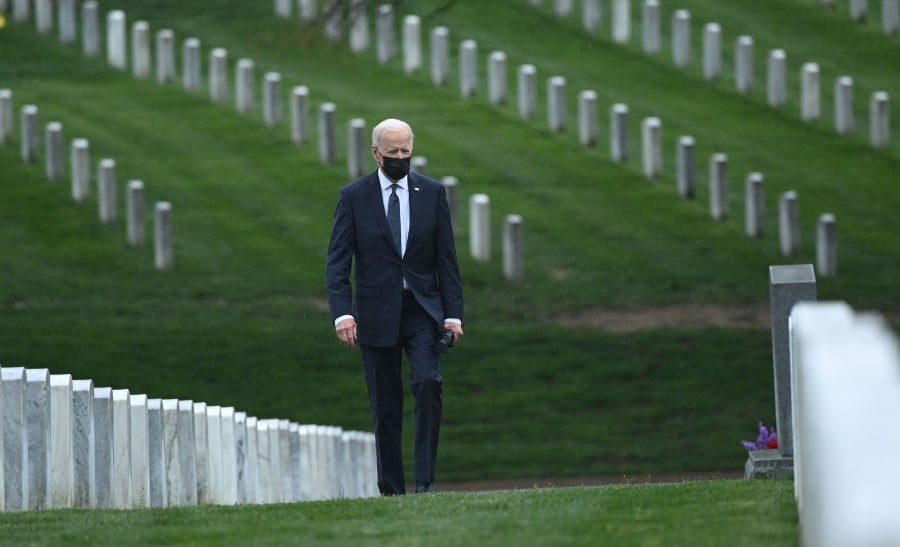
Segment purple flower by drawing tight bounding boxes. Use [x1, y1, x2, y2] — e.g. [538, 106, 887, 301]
[741, 421, 778, 451]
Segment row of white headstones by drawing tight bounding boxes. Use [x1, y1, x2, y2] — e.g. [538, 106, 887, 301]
[0, 366, 378, 512]
[279, 1, 851, 275]
[0, 4, 380, 513]
[536, 0, 893, 147]
[537, 0, 900, 38]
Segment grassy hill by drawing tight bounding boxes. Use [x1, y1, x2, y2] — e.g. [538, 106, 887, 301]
[1, 0, 897, 482]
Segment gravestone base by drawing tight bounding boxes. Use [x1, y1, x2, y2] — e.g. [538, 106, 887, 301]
[744, 449, 793, 479]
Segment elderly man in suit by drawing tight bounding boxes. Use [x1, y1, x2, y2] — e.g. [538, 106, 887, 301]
[326, 118, 464, 495]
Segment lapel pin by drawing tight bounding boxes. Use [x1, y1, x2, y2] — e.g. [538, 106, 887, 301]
[414, 187, 420, 191]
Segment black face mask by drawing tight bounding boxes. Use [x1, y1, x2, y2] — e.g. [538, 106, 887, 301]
[381, 155, 411, 181]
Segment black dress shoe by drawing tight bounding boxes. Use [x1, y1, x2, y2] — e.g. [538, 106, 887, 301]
[415, 481, 433, 493]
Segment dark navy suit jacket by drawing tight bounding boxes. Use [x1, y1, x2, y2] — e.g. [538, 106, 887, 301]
[326, 170, 464, 347]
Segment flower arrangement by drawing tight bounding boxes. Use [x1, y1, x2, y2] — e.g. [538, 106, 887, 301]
[741, 421, 778, 451]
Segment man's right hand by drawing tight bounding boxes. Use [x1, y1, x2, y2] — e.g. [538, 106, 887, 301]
[335, 317, 358, 348]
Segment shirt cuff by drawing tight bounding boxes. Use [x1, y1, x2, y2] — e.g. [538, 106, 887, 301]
[443, 318, 462, 325]
[334, 315, 354, 327]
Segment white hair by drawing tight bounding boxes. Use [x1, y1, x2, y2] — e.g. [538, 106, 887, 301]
[371, 118, 414, 148]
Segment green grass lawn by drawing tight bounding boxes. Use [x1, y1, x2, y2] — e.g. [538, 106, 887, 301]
[0, 479, 797, 546]
[0, 0, 897, 487]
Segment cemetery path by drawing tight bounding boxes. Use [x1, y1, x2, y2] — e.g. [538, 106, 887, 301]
[441, 471, 745, 493]
[554, 305, 772, 332]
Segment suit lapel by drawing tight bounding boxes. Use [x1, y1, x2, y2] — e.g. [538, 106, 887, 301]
[406, 173, 423, 253]
[366, 171, 401, 256]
